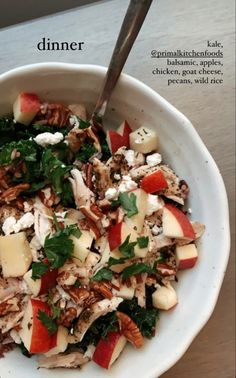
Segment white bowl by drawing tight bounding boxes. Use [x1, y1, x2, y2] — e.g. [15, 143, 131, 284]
[0, 63, 230, 378]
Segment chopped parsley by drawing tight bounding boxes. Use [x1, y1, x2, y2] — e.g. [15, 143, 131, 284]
[137, 236, 149, 248]
[44, 224, 81, 269]
[37, 310, 58, 335]
[31, 262, 49, 280]
[122, 263, 155, 279]
[118, 192, 138, 218]
[91, 268, 113, 282]
[119, 235, 137, 258]
[108, 257, 127, 267]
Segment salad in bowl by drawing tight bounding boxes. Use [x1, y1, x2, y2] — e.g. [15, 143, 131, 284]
[0, 92, 204, 370]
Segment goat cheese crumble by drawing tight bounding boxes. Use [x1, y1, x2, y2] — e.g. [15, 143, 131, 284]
[146, 152, 162, 166]
[34, 132, 64, 147]
[118, 175, 138, 193]
[146, 194, 163, 216]
[2, 212, 34, 235]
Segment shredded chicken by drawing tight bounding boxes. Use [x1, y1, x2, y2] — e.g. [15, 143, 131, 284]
[38, 351, 89, 368]
[69, 169, 93, 208]
[70, 297, 123, 343]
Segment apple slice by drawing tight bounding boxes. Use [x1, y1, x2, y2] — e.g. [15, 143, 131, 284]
[125, 188, 148, 233]
[140, 169, 168, 193]
[0, 232, 32, 277]
[117, 120, 132, 146]
[176, 244, 198, 270]
[71, 230, 94, 265]
[107, 131, 127, 154]
[108, 222, 123, 251]
[107, 120, 132, 154]
[152, 283, 178, 310]
[92, 332, 127, 369]
[129, 126, 158, 153]
[43, 326, 68, 356]
[162, 204, 195, 240]
[24, 266, 58, 296]
[19, 299, 56, 353]
[108, 220, 149, 259]
[13, 92, 40, 125]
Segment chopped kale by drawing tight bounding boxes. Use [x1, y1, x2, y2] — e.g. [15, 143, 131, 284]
[118, 298, 159, 339]
[0, 140, 38, 166]
[73, 312, 118, 351]
[75, 143, 97, 163]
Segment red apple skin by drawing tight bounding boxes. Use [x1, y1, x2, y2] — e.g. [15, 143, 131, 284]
[30, 299, 56, 353]
[178, 256, 198, 270]
[92, 332, 123, 369]
[20, 93, 40, 113]
[108, 222, 122, 251]
[165, 204, 195, 240]
[156, 263, 176, 276]
[140, 170, 168, 193]
[118, 120, 132, 145]
[39, 267, 58, 295]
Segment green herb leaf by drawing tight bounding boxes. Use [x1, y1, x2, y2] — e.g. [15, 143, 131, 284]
[74, 279, 81, 288]
[110, 199, 121, 208]
[44, 234, 73, 269]
[118, 192, 138, 218]
[37, 310, 58, 335]
[91, 268, 113, 282]
[118, 298, 159, 339]
[31, 262, 49, 280]
[119, 235, 136, 258]
[122, 263, 155, 279]
[70, 227, 82, 239]
[107, 257, 127, 267]
[77, 117, 90, 130]
[137, 236, 149, 248]
[75, 144, 97, 163]
[41, 149, 71, 195]
[44, 224, 81, 268]
[51, 304, 61, 320]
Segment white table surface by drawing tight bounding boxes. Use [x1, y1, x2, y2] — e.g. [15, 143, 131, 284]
[0, 0, 235, 377]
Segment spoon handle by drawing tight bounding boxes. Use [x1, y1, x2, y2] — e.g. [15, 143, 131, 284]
[93, 0, 153, 117]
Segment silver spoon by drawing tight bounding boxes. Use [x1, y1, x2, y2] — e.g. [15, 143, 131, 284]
[92, 0, 153, 120]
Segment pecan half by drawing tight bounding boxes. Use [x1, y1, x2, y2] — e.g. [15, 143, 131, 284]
[116, 311, 144, 348]
[57, 307, 77, 328]
[0, 183, 30, 203]
[36, 103, 72, 127]
[90, 282, 113, 299]
[63, 287, 90, 305]
[156, 264, 177, 277]
[83, 290, 102, 308]
[84, 163, 93, 190]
